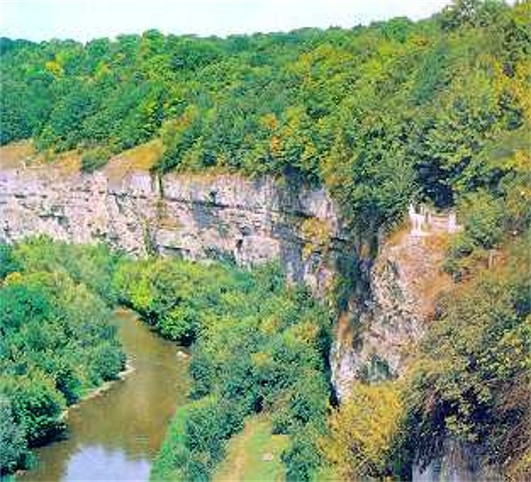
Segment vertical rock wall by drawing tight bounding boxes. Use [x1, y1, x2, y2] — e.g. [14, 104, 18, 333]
[331, 229, 451, 400]
[0, 165, 346, 297]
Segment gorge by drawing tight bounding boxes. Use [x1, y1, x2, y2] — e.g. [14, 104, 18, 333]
[1, 146, 505, 482]
[1, 1, 530, 479]
[0, 147, 438, 401]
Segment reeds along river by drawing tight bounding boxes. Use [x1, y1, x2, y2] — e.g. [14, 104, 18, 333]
[18, 309, 189, 482]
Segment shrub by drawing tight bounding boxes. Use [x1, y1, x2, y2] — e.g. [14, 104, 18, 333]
[88, 343, 126, 384]
[444, 190, 505, 278]
[0, 396, 28, 475]
[80, 147, 111, 173]
[1, 375, 66, 446]
[459, 190, 505, 249]
[283, 428, 324, 482]
[0, 244, 20, 279]
[322, 381, 404, 480]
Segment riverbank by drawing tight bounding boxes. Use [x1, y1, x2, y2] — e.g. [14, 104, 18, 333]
[17, 309, 190, 482]
[62, 362, 136, 419]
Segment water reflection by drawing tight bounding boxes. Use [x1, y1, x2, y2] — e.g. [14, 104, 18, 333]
[19, 310, 189, 482]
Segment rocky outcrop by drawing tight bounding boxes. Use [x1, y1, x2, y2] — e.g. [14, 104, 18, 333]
[0, 160, 451, 393]
[0, 163, 346, 297]
[0, 159, 453, 398]
[413, 439, 503, 482]
[331, 229, 451, 400]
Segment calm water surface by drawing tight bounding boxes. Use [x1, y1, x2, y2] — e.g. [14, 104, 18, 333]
[19, 309, 189, 482]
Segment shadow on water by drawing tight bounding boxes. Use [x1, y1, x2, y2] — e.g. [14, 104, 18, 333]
[18, 309, 189, 482]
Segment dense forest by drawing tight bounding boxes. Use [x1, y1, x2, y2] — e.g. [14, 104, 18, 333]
[1, 0, 530, 231]
[0, 239, 125, 474]
[1, 0, 530, 480]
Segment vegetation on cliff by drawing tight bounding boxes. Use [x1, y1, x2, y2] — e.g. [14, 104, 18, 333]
[1, 0, 529, 231]
[0, 238, 125, 474]
[403, 236, 531, 479]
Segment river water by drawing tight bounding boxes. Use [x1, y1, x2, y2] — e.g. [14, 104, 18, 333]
[18, 309, 189, 482]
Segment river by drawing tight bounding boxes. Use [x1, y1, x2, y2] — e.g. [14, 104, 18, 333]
[18, 309, 189, 482]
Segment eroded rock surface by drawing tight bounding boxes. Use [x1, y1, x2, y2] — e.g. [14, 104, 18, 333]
[0, 164, 345, 297]
[331, 229, 451, 400]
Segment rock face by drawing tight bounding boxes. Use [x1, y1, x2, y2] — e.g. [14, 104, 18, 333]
[0, 162, 448, 389]
[0, 164, 345, 297]
[330, 229, 451, 400]
[412, 439, 503, 482]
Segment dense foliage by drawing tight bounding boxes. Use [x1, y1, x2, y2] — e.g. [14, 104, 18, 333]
[0, 238, 125, 474]
[322, 382, 404, 480]
[402, 236, 531, 480]
[1, 0, 529, 230]
[114, 259, 332, 481]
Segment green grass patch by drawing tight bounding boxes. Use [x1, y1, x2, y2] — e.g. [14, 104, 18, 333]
[213, 415, 290, 482]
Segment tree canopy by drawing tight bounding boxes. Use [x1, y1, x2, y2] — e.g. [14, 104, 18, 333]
[1, 0, 529, 230]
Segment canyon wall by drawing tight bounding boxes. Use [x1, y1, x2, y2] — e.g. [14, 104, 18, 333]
[0, 164, 346, 298]
[331, 226, 450, 400]
[0, 162, 445, 398]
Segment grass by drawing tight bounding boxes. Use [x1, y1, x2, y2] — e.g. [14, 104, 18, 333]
[213, 415, 290, 482]
[0, 140, 82, 177]
[104, 139, 163, 183]
[0, 138, 163, 181]
[0, 140, 36, 169]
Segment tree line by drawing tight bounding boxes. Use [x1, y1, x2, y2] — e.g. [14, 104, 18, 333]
[1, 0, 529, 232]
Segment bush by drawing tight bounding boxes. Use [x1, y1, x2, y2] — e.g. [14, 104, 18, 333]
[0, 244, 20, 279]
[152, 397, 244, 481]
[322, 382, 404, 480]
[1, 375, 66, 446]
[0, 396, 28, 475]
[80, 147, 111, 173]
[159, 304, 199, 344]
[444, 190, 505, 278]
[283, 428, 324, 482]
[459, 191, 505, 249]
[88, 343, 126, 384]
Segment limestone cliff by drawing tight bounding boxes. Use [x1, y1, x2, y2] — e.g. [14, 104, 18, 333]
[0, 156, 452, 397]
[1, 155, 452, 383]
[0, 160, 346, 298]
[330, 228, 451, 400]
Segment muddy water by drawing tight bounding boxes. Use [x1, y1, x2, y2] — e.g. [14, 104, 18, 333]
[19, 309, 189, 482]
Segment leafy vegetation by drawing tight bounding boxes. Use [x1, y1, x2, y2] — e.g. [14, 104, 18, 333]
[80, 146, 111, 172]
[402, 236, 531, 480]
[1, 0, 529, 232]
[0, 238, 125, 475]
[115, 259, 332, 481]
[321, 382, 404, 480]
[0, 1, 530, 479]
